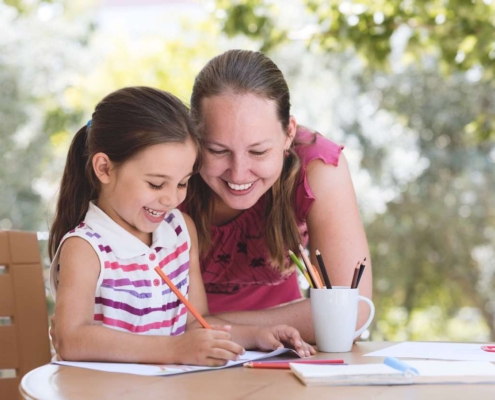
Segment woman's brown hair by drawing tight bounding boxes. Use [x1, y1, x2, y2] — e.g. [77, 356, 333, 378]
[49, 86, 199, 260]
[186, 49, 304, 272]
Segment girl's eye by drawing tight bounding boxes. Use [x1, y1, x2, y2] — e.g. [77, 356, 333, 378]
[250, 150, 268, 156]
[207, 148, 228, 155]
[148, 182, 164, 190]
[178, 182, 188, 189]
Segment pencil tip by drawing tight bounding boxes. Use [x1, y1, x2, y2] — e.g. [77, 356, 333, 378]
[315, 249, 321, 255]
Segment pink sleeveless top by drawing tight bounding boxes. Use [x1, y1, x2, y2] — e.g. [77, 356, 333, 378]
[190, 130, 343, 313]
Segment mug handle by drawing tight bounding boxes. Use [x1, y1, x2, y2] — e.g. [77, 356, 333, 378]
[353, 296, 375, 339]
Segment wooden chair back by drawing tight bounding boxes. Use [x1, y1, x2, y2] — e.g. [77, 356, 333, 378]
[0, 231, 51, 400]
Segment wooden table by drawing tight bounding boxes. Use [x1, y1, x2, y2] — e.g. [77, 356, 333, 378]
[20, 342, 495, 400]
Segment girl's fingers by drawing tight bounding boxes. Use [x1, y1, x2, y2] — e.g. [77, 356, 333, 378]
[208, 343, 245, 361]
[210, 324, 232, 332]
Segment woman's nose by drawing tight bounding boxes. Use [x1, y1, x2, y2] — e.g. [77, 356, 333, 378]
[229, 154, 249, 182]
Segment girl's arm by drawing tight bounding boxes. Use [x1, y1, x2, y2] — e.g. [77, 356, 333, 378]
[183, 214, 314, 356]
[55, 236, 243, 366]
[305, 153, 372, 331]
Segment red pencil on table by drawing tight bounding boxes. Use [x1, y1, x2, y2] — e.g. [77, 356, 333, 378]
[243, 359, 345, 369]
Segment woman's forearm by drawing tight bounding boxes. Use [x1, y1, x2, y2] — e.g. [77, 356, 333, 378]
[214, 299, 316, 344]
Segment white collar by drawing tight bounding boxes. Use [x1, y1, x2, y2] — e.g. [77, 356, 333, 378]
[84, 202, 178, 259]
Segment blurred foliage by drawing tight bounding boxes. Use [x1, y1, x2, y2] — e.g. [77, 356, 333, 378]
[359, 69, 495, 340]
[0, 0, 91, 232]
[215, 0, 495, 140]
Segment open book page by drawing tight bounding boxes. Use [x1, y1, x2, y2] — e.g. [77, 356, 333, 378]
[290, 360, 495, 386]
[53, 348, 300, 376]
[365, 342, 495, 362]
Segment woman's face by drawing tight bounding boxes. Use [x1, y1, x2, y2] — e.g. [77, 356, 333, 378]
[199, 93, 295, 213]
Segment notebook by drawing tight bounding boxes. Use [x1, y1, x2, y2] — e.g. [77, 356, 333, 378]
[54, 348, 301, 376]
[290, 357, 495, 386]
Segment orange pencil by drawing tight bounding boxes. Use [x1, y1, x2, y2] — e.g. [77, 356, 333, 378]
[298, 244, 324, 289]
[154, 266, 211, 329]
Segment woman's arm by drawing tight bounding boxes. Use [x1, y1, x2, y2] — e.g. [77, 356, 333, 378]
[55, 236, 243, 365]
[305, 153, 373, 331]
[214, 299, 315, 343]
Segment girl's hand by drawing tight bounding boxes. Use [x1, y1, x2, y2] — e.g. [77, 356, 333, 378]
[173, 326, 245, 366]
[254, 325, 316, 357]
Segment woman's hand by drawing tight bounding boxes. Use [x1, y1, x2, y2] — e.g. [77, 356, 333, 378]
[253, 325, 316, 357]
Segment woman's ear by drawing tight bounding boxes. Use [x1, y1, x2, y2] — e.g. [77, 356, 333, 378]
[286, 116, 297, 148]
[92, 153, 113, 184]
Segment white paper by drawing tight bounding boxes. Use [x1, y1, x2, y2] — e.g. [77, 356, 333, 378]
[290, 363, 401, 378]
[365, 342, 495, 362]
[54, 348, 299, 376]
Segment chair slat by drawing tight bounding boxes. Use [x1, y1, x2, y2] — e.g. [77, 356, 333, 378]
[0, 325, 19, 369]
[0, 274, 15, 316]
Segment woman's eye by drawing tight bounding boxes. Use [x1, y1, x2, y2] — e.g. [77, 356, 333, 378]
[178, 182, 188, 189]
[148, 182, 164, 190]
[208, 148, 228, 155]
[250, 150, 268, 156]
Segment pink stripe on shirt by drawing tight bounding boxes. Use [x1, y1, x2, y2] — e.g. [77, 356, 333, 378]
[158, 241, 188, 268]
[104, 261, 149, 272]
[94, 306, 187, 333]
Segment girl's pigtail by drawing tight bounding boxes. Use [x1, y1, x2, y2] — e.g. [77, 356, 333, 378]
[49, 126, 96, 259]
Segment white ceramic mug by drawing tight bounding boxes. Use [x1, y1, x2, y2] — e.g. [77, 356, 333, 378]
[311, 286, 375, 352]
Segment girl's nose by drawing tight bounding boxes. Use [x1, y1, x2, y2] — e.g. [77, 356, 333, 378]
[159, 190, 178, 209]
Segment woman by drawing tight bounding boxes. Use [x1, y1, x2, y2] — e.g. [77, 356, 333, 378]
[181, 49, 372, 342]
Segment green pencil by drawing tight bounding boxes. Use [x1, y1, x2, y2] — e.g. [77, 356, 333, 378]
[289, 250, 314, 288]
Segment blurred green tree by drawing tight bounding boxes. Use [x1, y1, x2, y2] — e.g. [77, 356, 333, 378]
[0, 0, 92, 232]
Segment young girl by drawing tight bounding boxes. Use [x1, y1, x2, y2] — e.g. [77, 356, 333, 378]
[48, 86, 314, 366]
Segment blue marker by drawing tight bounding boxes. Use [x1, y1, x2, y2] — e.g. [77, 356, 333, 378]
[384, 357, 419, 376]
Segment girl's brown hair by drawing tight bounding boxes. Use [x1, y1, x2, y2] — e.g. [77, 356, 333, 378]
[49, 86, 199, 260]
[186, 49, 303, 272]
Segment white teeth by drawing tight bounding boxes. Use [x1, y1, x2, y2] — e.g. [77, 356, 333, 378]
[144, 207, 165, 217]
[227, 181, 254, 191]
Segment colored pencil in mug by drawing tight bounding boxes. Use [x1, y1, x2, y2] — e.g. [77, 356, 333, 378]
[244, 359, 345, 369]
[355, 257, 367, 288]
[154, 266, 211, 329]
[298, 244, 324, 289]
[315, 249, 332, 289]
[289, 250, 314, 288]
[350, 261, 360, 289]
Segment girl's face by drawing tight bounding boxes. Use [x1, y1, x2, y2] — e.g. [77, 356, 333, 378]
[199, 93, 295, 218]
[96, 140, 197, 244]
